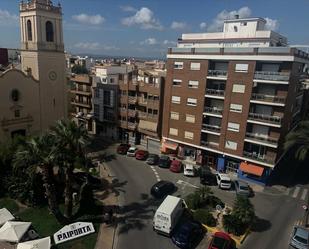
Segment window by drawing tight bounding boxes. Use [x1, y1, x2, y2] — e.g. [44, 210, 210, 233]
[185, 114, 195, 123]
[188, 80, 199, 88]
[225, 140, 237, 150]
[172, 96, 181, 104]
[110, 78, 114, 83]
[94, 88, 100, 98]
[190, 62, 200, 70]
[241, 22, 247, 26]
[173, 79, 182, 86]
[153, 109, 158, 115]
[230, 104, 243, 113]
[27, 20, 32, 41]
[153, 95, 159, 101]
[46, 21, 54, 42]
[235, 64, 248, 73]
[169, 128, 178, 136]
[187, 98, 197, 106]
[232, 84, 246, 93]
[94, 104, 100, 117]
[184, 131, 194, 140]
[227, 122, 240, 132]
[170, 112, 179, 120]
[174, 62, 183, 69]
[14, 110, 20, 118]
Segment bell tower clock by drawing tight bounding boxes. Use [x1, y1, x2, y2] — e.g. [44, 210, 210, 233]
[20, 0, 67, 129]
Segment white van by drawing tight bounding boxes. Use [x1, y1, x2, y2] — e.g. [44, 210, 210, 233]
[184, 163, 196, 177]
[153, 195, 184, 236]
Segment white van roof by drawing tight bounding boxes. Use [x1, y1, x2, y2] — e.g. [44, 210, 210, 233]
[157, 195, 181, 214]
[185, 164, 194, 170]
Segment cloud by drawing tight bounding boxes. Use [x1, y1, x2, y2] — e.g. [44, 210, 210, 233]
[74, 42, 119, 51]
[120, 5, 137, 12]
[140, 38, 158, 45]
[170, 21, 188, 30]
[265, 17, 279, 31]
[200, 22, 207, 30]
[163, 40, 176, 46]
[121, 7, 163, 30]
[72, 14, 105, 25]
[207, 6, 251, 32]
[0, 9, 18, 25]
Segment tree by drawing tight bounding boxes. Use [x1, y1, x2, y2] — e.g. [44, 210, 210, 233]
[284, 121, 309, 161]
[196, 186, 213, 201]
[232, 196, 255, 225]
[71, 64, 88, 74]
[13, 134, 66, 224]
[51, 119, 89, 219]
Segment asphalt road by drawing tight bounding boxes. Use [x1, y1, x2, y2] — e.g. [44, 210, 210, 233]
[104, 145, 309, 249]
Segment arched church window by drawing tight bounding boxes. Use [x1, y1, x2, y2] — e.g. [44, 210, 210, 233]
[46, 21, 54, 42]
[27, 20, 32, 41]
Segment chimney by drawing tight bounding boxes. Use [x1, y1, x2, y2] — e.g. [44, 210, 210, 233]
[234, 14, 239, 19]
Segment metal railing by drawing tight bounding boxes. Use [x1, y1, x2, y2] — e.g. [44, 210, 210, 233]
[204, 107, 223, 115]
[201, 140, 219, 148]
[243, 151, 276, 164]
[254, 71, 290, 81]
[248, 112, 282, 125]
[128, 96, 137, 103]
[205, 89, 225, 97]
[251, 93, 286, 104]
[202, 124, 221, 133]
[128, 122, 137, 129]
[245, 132, 278, 145]
[138, 111, 147, 118]
[128, 109, 137, 116]
[207, 70, 228, 78]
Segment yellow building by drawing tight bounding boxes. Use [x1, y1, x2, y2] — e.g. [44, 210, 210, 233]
[0, 0, 67, 141]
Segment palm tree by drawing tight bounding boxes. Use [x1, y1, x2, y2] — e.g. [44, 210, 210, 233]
[232, 196, 255, 225]
[284, 121, 309, 161]
[51, 120, 89, 219]
[13, 134, 66, 224]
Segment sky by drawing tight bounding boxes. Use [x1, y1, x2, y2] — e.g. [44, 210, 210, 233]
[0, 0, 309, 58]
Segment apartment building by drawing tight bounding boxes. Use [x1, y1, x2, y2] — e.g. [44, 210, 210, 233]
[163, 17, 309, 184]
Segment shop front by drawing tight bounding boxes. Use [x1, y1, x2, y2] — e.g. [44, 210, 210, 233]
[238, 161, 269, 185]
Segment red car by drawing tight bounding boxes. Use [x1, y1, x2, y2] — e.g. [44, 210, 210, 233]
[135, 150, 149, 160]
[116, 144, 131, 154]
[169, 159, 182, 173]
[208, 232, 234, 249]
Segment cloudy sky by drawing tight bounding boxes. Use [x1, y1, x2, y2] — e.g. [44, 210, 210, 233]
[0, 0, 309, 58]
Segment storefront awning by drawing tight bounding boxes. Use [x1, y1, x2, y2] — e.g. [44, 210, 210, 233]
[240, 162, 264, 177]
[163, 140, 178, 151]
[138, 120, 157, 132]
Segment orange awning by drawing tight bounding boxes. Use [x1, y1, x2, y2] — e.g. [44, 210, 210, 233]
[240, 162, 264, 177]
[163, 140, 178, 151]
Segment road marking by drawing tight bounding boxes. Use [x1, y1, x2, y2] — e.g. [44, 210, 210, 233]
[176, 179, 199, 189]
[284, 188, 290, 195]
[292, 186, 301, 198]
[150, 166, 155, 170]
[301, 189, 308, 200]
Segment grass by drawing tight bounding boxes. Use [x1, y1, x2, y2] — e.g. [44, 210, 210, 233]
[0, 197, 20, 214]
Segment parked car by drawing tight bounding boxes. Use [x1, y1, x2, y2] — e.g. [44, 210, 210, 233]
[170, 159, 183, 173]
[290, 226, 309, 249]
[158, 155, 171, 168]
[146, 154, 160, 165]
[127, 147, 138, 157]
[171, 220, 205, 249]
[150, 180, 176, 199]
[208, 232, 235, 249]
[216, 173, 232, 190]
[116, 143, 131, 154]
[135, 150, 149, 160]
[183, 163, 196, 177]
[234, 180, 252, 197]
[200, 168, 217, 185]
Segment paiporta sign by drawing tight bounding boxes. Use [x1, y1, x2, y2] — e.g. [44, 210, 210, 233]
[53, 222, 95, 244]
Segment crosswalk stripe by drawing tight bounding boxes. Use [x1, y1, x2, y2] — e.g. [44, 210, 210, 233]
[301, 189, 308, 201]
[292, 187, 301, 198]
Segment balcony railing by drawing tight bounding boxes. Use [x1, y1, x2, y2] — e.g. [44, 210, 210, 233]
[245, 132, 279, 145]
[248, 112, 282, 125]
[128, 109, 137, 116]
[204, 107, 223, 115]
[138, 111, 147, 119]
[202, 124, 221, 133]
[201, 140, 219, 149]
[120, 121, 127, 127]
[251, 93, 286, 104]
[207, 70, 228, 78]
[205, 89, 225, 97]
[128, 122, 137, 129]
[254, 71, 290, 82]
[128, 96, 137, 104]
[243, 151, 276, 164]
[138, 97, 147, 105]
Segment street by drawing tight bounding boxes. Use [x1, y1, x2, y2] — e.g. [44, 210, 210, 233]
[103, 145, 309, 249]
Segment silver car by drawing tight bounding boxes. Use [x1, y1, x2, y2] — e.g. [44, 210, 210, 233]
[234, 180, 252, 197]
[290, 226, 309, 249]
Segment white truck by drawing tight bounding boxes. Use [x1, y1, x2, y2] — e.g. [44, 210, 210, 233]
[153, 195, 185, 236]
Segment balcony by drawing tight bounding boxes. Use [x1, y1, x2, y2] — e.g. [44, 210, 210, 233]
[243, 151, 276, 164]
[205, 89, 225, 99]
[201, 140, 219, 149]
[128, 122, 137, 130]
[120, 121, 127, 128]
[251, 93, 286, 106]
[128, 109, 137, 117]
[201, 124, 221, 135]
[245, 132, 279, 148]
[128, 96, 137, 104]
[71, 101, 91, 108]
[254, 71, 290, 84]
[138, 97, 147, 105]
[138, 111, 147, 119]
[248, 112, 282, 127]
[207, 70, 228, 80]
[71, 89, 91, 96]
[203, 107, 223, 117]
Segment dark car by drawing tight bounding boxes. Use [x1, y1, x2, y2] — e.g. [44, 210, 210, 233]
[170, 159, 183, 173]
[158, 155, 171, 168]
[150, 180, 176, 198]
[208, 232, 235, 249]
[135, 150, 149, 160]
[171, 220, 205, 249]
[146, 154, 160, 165]
[116, 143, 131, 154]
[200, 168, 217, 185]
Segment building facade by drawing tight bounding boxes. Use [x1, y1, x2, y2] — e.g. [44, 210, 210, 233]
[163, 17, 309, 184]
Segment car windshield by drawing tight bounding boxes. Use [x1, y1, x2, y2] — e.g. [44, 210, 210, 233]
[212, 237, 228, 247]
[186, 169, 193, 172]
[148, 155, 156, 159]
[294, 235, 308, 244]
[240, 185, 249, 190]
[160, 156, 169, 161]
[221, 180, 231, 184]
[128, 148, 136, 152]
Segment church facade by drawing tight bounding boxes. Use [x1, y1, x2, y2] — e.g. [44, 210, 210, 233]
[0, 0, 67, 141]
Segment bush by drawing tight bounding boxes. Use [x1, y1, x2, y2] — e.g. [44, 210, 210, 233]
[204, 195, 225, 209]
[193, 209, 216, 227]
[223, 214, 247, 236]
[185, 193, 201, 210]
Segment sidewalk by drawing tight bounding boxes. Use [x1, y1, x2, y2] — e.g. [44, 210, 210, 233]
[94, 163, 119, 249]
